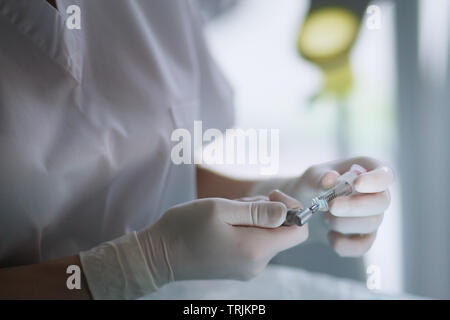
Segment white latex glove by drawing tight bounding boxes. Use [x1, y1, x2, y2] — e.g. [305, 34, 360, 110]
[251, 156, 394, 257]
[138, 194, 308, 283]
[80, 193, 307, 299]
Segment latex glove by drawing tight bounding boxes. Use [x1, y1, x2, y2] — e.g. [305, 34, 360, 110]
[80, 193, 307, 299]
[283, 156, 394, 257]
[138, 194, 308, 284]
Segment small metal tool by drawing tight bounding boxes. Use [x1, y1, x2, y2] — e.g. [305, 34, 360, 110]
[284, 164, 366, 226]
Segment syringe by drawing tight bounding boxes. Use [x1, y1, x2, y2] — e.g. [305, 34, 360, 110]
[284, 164, 366, 226]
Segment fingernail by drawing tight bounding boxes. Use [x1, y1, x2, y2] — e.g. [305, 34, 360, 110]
[269, 202, 287, 225]
[354, 167, 394, 193]
[350, 164, 367, 174]
[320, 170, 339, 189]
[270, 202, 287, 214]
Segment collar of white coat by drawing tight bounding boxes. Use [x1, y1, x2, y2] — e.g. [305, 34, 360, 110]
[0, 0, 82, 82]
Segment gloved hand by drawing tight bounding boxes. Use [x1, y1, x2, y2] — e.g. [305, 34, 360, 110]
[251, 156, 394, 257]
[137, 193, 308, 285]
[80, 192, 307, 299]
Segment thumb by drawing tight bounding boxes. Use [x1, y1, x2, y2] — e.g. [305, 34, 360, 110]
[320, 170, 340, 189]
[220, 199, 287, 228]
[268, 190, 303, 210]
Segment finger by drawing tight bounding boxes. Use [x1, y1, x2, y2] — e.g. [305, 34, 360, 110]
[235, 190, 309, 252]
[354, 166, 394, 193]
[323, 212, 384, 234]
[319, 170, 340, 189]
[236, 196, 269, 202]
[221, 199, 287, 228]
[268, 190, 303, 210]
[266, 224, 309, 251]
[329, 191, 390, 217]
[328, 231, 376, 257]
[238, 223, 309, 254]
[332, 156, 384, 173]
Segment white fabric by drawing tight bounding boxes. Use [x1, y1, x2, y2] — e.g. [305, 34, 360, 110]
[144, 264, 419, 300]
[0, 0, 234, 267]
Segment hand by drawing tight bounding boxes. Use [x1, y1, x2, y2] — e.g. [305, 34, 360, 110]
[137, 193, 308, 286]
[283, 156, 394, 257]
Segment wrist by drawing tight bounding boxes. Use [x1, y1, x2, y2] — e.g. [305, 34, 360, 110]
[249, 176, 298, 198]
[79, 232, 159, 299]
[136, 226, 174, 288]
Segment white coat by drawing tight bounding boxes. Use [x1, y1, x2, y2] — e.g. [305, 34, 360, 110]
[0, 0, 234, 267]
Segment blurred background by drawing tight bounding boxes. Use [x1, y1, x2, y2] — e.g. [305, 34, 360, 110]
[197, 0, 450, 299]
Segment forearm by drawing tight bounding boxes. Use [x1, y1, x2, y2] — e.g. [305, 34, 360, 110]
[0, 255, 92, 300]
[196, 166, 257, 199]
[196, 166, 294, 199]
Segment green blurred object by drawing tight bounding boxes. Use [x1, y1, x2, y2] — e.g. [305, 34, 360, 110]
[298, 0, 371, 98]
[280, 1, 373, 283]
